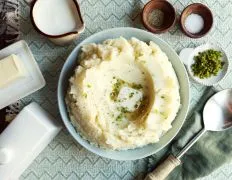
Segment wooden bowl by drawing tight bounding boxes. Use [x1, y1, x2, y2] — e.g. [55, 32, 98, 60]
[180, 3, 213, 38]
[142, 0, 176, 34]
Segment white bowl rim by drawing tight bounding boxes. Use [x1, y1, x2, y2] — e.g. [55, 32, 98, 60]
[58, 27, 190, 160]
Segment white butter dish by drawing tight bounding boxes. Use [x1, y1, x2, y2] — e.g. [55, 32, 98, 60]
[0, 41, 46, 109]
[0, 102, 62, 180]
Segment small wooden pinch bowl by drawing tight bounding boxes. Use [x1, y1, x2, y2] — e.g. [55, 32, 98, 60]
[142, 0, 176, 34]
[180, 3, 213, 38]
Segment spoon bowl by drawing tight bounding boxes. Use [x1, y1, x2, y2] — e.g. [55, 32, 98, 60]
[203, 89, 232, 131]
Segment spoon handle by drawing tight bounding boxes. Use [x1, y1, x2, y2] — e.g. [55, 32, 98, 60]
[176, 128, 207, 159]
[144, 128, 207, 180]
[144, 154, 181, 180]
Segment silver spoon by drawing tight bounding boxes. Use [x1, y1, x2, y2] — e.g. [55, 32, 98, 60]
[145, 89, 232, 180]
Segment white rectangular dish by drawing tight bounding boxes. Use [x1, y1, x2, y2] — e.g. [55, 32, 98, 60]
[0, 40, 46, 109]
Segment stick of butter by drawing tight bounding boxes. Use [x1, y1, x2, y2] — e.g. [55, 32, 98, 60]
[0, 54, 26, 88]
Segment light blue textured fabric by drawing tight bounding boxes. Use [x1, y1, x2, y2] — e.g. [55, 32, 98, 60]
[18, 0, 232, 179]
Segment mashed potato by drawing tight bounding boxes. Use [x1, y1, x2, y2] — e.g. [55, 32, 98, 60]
[66, 37, 180, 150]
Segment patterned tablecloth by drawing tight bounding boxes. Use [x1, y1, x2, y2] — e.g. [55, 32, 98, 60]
[15, 0, 232, 179]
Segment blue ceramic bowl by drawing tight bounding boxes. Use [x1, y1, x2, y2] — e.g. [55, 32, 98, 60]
[58, 28, 190, 160]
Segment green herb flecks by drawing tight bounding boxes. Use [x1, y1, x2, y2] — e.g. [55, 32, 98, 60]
[110, 78, 143, 102]
[120, 107, 130, 113]
[160, 112, 168, 119]
[110, 79, 126, 101]
[116, 113, 124, 121]
[154, 109, 159, 113]
[114, 107, 130, 123]
[83, 93, 87, 98]
[129, 92, 135, 98]
[131, 83, 143, 90]
[191, 49, 224, 79]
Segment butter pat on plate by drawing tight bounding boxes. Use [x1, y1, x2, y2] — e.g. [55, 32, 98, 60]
[0, 40, 45, 109]
[0, 54, 26, 88]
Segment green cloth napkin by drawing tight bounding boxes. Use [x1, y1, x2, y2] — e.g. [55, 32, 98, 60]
[147, 88, 232, 179]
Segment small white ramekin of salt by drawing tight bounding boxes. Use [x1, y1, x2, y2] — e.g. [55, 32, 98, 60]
[184, 14, 204, 34]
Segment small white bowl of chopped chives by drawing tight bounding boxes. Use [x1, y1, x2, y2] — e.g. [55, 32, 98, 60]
[180, 44, 229, 86]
